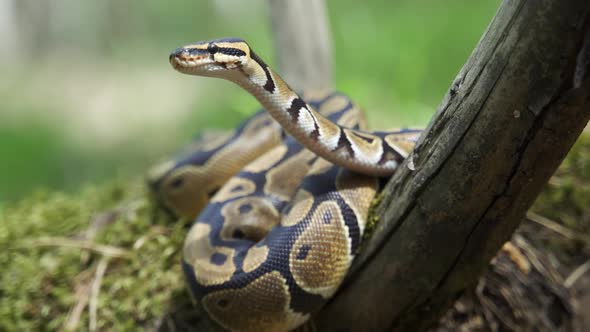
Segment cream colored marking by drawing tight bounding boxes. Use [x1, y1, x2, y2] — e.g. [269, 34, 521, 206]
[344, 129, 383, 164]
[337, 105, 367, 129]
[335, 170, 378, 234]
[160, 166, 213, 219]
[273, 71, 298, 100]
[214, 41, 249, 49]
[242, 245, 270, 273]
[242, 113, 280, 138]
[304, 104, 365, 177]
[198, 130, 235, 151]
[220, 197, 280, 242]
[301, 89, 332, 102]
[384, 134, 419, 158]
[290, 201, 351, 298]
[281, 190, 314, 227]
[307, 157, 334, 176]
[318, 94, 350, 116]
[243, 56, 271, 89]
[157, 110, 282, 219]
[264, 149, 316, 202]
[244, 145, 288, 173]
[211, 177, 257, 203]
[184, 43, 208, 50]
[297, 107, 318, 135]
[202, 271, 308, 332]
[214, 52, 238, 62]
[203, 124, 279, 182]
[316, 116, 341, 150]
[169, 129, 231, 160]
[382, 130, 422, 141]
[382, 159, 399, 169]
[184, 223, 236, 286]
[335, 147, 353, 160]
[196, 109, 281, 182]
[147, 160, 174, 184]
[391, 143, 411, 159]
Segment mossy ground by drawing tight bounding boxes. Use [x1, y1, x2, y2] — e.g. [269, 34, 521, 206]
[0, 181, 191, 331]
[529, 133, 590, 265]
[1, 133, 588, 331]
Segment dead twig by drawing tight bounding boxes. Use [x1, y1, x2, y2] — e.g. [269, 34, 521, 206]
[526, 212, 590, 246]
[89, 257, 109, 332]
[63, 283, 91, 331]
[21, 237, 131, 259]
[565, 259, 590, 289]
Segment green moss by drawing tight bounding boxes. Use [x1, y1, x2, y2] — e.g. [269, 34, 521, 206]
[361, 192, 385, 248]
[0, 178, 189, 331]
[530, 133, 590, 260]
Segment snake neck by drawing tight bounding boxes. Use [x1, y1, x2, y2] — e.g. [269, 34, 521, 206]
[231, 58, 404, 177]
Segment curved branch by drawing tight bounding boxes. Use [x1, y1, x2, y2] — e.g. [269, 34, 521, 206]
[314, 0, 590, 330]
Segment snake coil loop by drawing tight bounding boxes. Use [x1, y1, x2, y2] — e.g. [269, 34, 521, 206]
[150, 38, 422, 332]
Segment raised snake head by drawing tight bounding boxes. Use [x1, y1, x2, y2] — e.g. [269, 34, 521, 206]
[169, 37, 252, 77]
[169, 37, 277, 94]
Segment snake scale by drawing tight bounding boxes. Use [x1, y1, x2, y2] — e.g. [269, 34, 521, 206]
[149, 38, 422, 332]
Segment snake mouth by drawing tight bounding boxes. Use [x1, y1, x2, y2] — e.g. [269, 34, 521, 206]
[169, 53, 204, 67]
[169, 56, 227, 76]
[169, 48, 222, 74]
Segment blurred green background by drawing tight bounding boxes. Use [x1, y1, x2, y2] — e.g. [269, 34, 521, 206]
[0, 0, 501, 201]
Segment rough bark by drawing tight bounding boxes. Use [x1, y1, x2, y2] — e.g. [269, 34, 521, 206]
[268, 0, 334, 91]
[314, 0, 590, 331]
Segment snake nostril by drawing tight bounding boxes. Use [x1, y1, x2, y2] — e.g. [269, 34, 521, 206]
[217, 298, 229, 308]
[169, 47, 185, 62]
[170, 177, 184, 189]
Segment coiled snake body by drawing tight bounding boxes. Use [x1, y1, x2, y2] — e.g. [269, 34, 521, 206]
[150, 38, 421, 332]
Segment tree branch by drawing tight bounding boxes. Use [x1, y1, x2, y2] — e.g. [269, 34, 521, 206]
[314, 0, 590, 330]
[267, 0, 334, 91]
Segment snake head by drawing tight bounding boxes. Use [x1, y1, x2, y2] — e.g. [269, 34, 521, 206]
[169, 37, 251, 77]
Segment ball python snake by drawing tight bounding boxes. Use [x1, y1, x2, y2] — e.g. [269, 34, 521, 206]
[150, 37, 422, 332]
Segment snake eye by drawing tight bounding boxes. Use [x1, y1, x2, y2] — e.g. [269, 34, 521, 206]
[207, 188, 220, 199]
[170, 177, 184, 189]
[207, 44, 219, 54]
